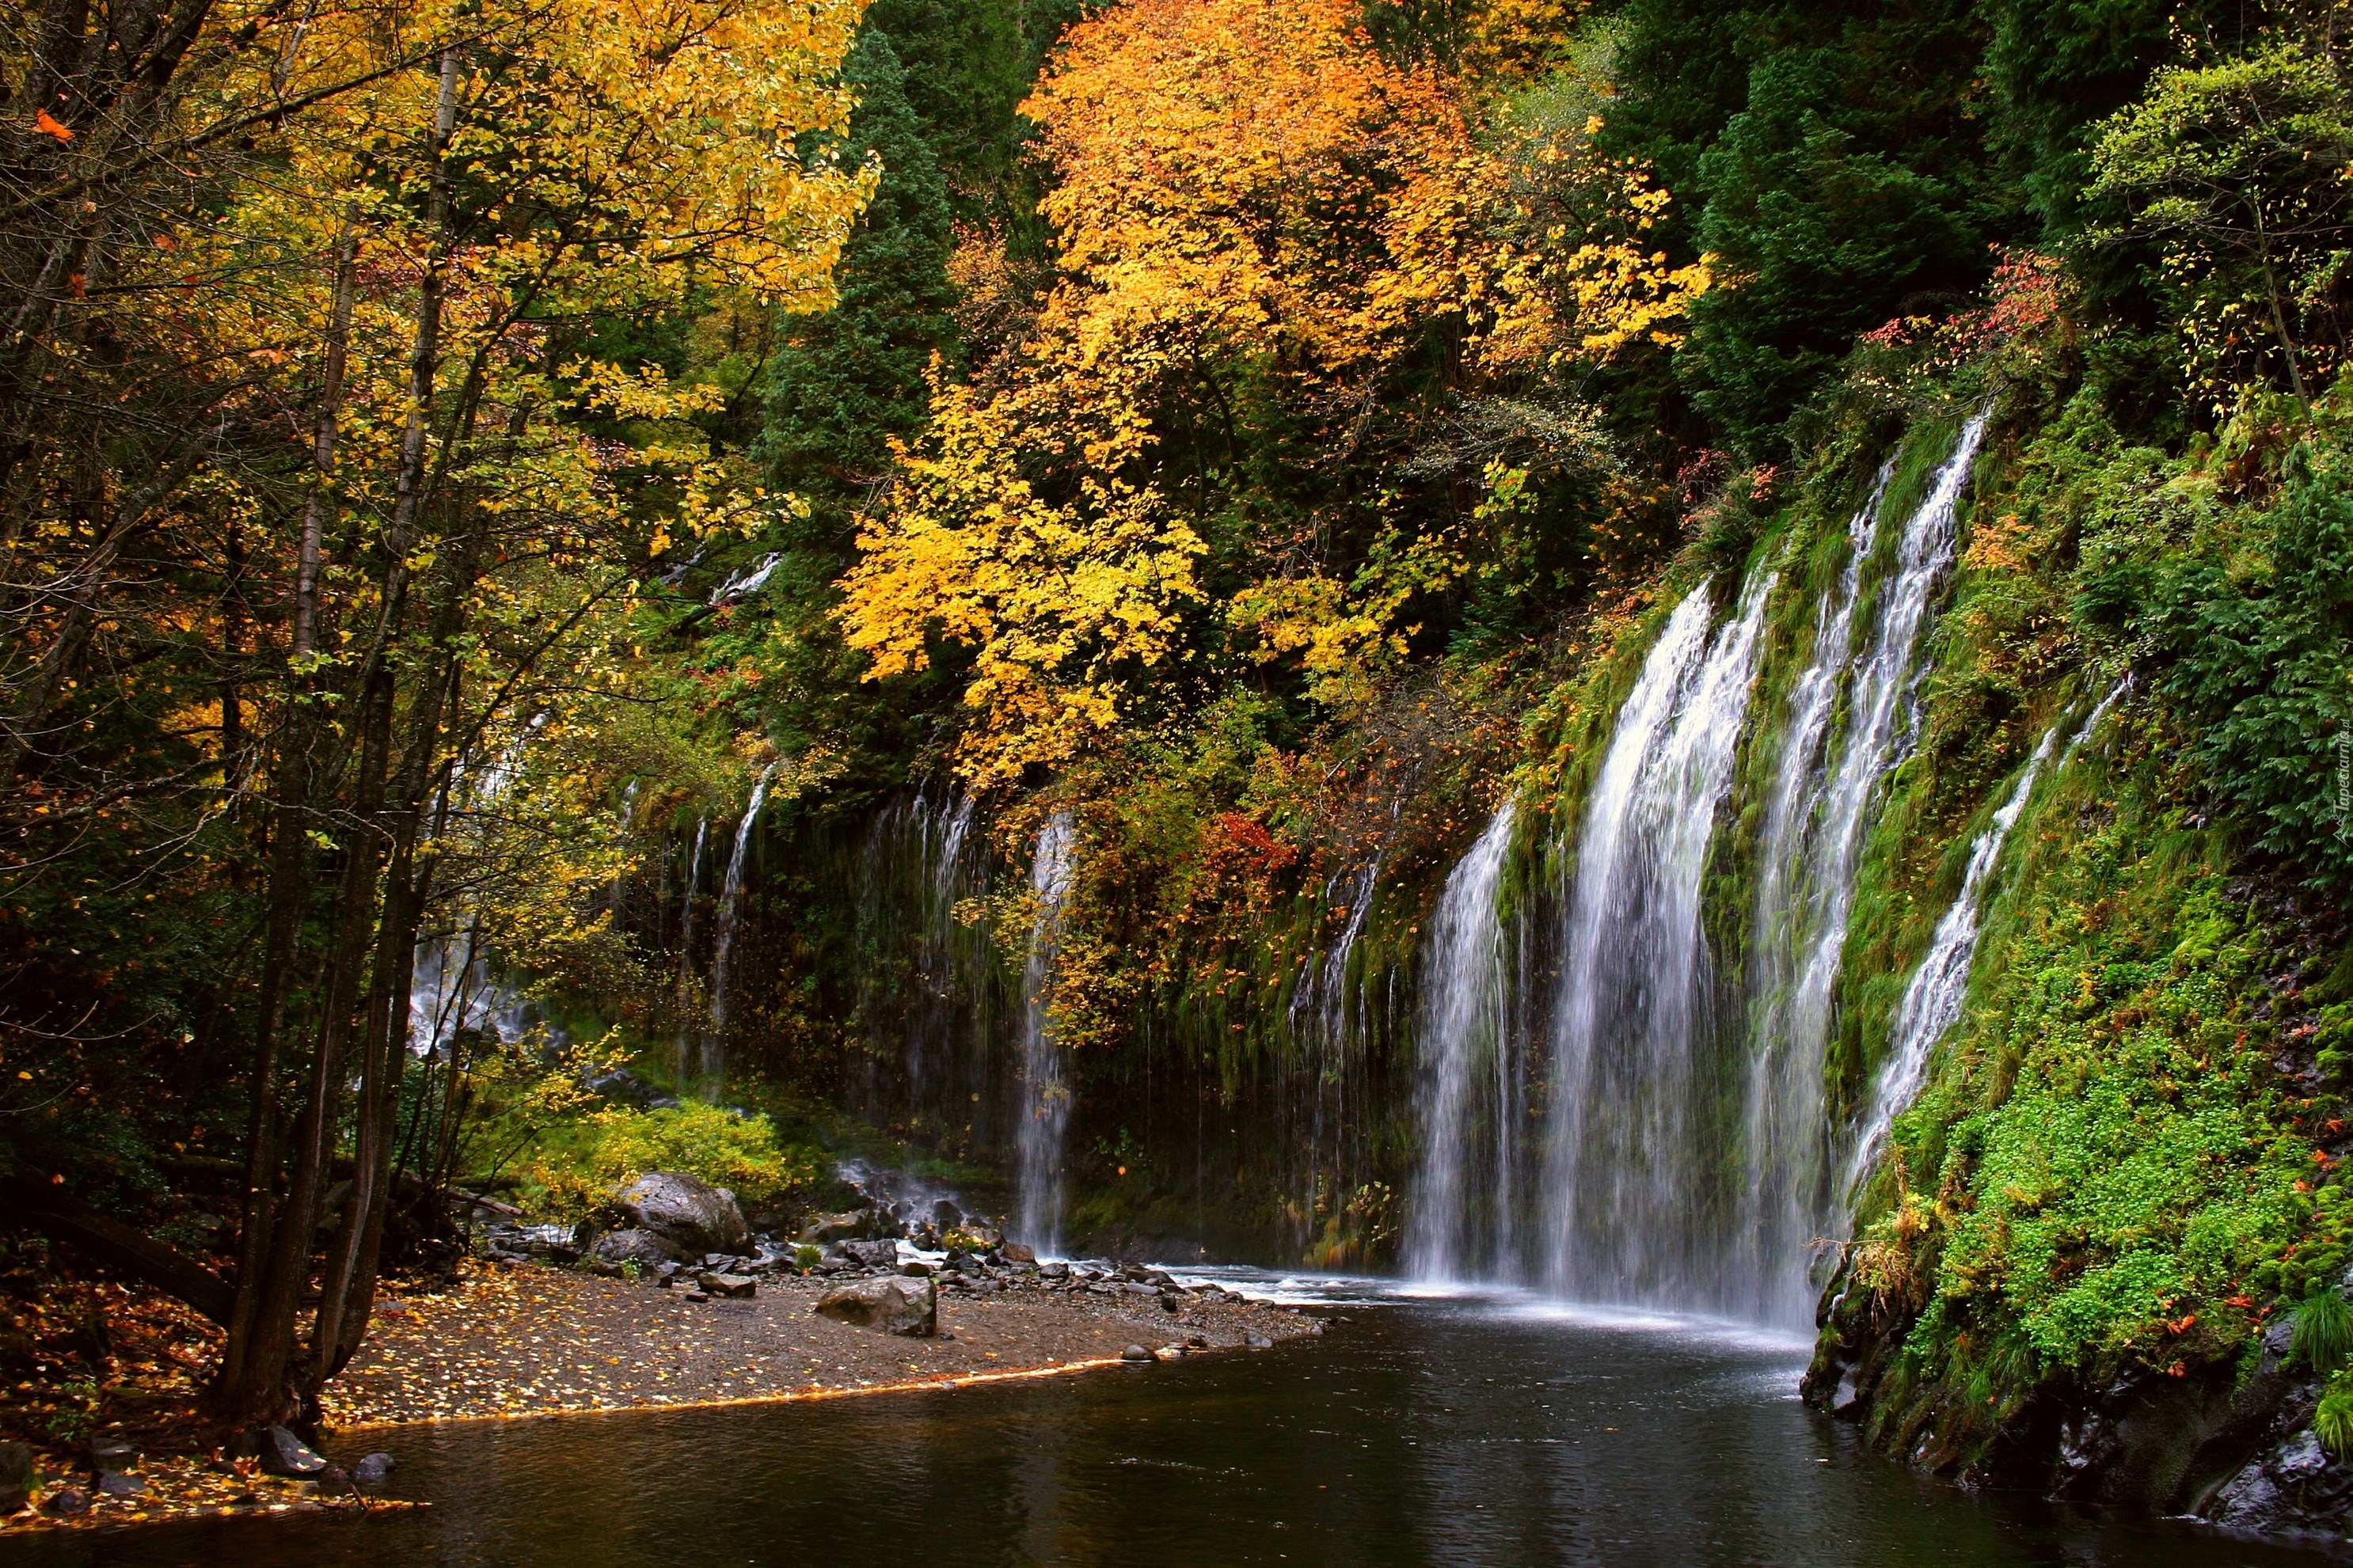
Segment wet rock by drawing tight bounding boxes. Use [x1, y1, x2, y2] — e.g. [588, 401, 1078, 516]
[1154, 1345, 1184, 1361]
[1120, 1344, 1154, 1363]
[698, 1271, 758, 1299]
[815, 1274, 937, 1337]
[43, 1489, 89, 1517]
[841, 1238, 899, 1268]
[932, 1198, 964, 1229]
[1039, 1261, 1070, 1280]
[590, 1228, 691, 1270]
[260, 1425, 328, 1477]
[95, 1470, 144, 1498]
[803, 1209, 890, 1243]
[351, 1452, 395, 1486]
[613, 1171, 749, 1255]
[1002, 1242, 1036, 1264]
[0, 1441, 32, 1513]
[899, 1259, 936, 1278]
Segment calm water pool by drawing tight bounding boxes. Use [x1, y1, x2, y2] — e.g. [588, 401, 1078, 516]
[0, 1277, 2324, 1566]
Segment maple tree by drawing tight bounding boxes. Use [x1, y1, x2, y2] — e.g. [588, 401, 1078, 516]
[836, 0, 1707, 783]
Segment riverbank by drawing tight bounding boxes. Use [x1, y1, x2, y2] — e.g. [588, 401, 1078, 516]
[0, 1257, 1320, 1537]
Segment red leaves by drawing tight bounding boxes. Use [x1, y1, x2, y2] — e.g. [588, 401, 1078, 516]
[34, 108, 74, 142]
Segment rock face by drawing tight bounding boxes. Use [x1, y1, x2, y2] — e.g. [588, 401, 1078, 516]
[814, 1275, 937, 1337]
[0, 1441, 32, 1513]
[591, 1228, 692, 1270]
[612, 1171, 749, 1255]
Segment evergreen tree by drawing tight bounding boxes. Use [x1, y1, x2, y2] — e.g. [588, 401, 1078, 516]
[762, 28, 960, 514]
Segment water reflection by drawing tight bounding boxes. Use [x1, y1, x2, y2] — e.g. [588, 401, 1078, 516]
[1, 1285, 2321, 1567]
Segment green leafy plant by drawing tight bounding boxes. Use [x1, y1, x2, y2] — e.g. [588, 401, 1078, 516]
[2293, 1288, 2353, 1375]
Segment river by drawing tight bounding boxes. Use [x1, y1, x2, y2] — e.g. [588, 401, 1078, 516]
[0, 1274, 2319, 1567]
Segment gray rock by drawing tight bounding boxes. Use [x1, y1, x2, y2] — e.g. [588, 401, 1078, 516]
[0, 1441, 32, 1513]
[612, 1171, 749, 1255]
[933, 1198, 964, 1229]
[1121, 1344, 1154, 1362]
[814, 1274, 937, 1337]
[351, 1452, 395, 1486]
[260, 1425, 328, 1477]
[1247, 1333, 1275, 1349]
[590, 1228, 691, 1270]
[87, 1435, 138, 1470]
[841, 1238, 899, 1268]
[1002, 1241, 1037, 1264]
[42, 1489, 89, 1517]
[95, 1470, 144, 1497]
[1039, 1261, 1070, 1280]
[899, 1259, 937, 1278]
[698, 1271, 758, 1299]
[803, 1209, 879, 1243]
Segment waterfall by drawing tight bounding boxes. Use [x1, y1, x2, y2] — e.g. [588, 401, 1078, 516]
[1734, 415, 1988, 1319]
[1016, 810, 1078, 1253]
[673, 816, 708, 1084]
[1405, 799, 1519, 1283]
[704, 763, 777, 1090]
[1540, 571, 1773, 1310]
[1844, 678, 2131, 1191]
[409, 719, 544, 1058]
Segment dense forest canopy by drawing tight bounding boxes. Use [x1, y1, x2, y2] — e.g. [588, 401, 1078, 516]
[4, 0, 2353, 1485]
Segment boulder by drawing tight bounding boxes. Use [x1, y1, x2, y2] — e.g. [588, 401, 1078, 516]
[814, 1274, 937, 1337]
[87, 1435, 138, 1470]
[932, 1198, 964, 1229]
[42, 1489, 89, 1517]
[612, 1171, 749, 1255]
[259, 1425, 328, 1477]
[1120, 1344, 1154, 1363]
[590, 1228, 691, 1270]
[841, 1238, 899, 1268]
[801, 1210, 869, 1243]
[96, 1470, 144, 1497]
[0, 1441, 32, 1514]
[1002, 1241, 1037, 1265]
[698, 1271, 757, 1300]
[351, 1452, 395, 1486]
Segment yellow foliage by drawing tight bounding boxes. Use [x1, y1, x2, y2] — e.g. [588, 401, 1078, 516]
[837, 0, 1705, 780]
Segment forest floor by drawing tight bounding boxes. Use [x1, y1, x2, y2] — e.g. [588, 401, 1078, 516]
[1, 1255, 1319, 1536]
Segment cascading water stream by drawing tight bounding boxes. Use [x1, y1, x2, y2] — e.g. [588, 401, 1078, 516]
[1844, 678, 2131, 1191]
[1540, 571, 1773, 1310]
[1017, 810, 1078, 1253]
[704, 763, 777, 1090]
[674, 817, 708, 1084]
[1733, 415, 1988, 1319]
[1405, 799, 1519, 1283]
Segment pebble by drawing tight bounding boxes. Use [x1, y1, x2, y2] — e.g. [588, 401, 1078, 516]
[1120, 1344, 1154, 1362]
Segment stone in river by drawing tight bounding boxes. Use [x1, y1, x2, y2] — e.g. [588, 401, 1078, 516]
[260, 1425, 329, 1477]
[611, 1171, 750, 1255]
[42, 1489, 89, 1517]
[841, 1239, 899, 1268]
[95, 1470, 144, 1497]
[1120, 1344, 1154, 1362]
[1002, 1242, 1036, 1264]
[698, 1271, 758, 1299]
[352, 1452, 396, 1486]
[0, 1441, 32, 1513]
[590, 1228, 691, 1270]
[1039, 1261, 1070, 1280]
[1153, 1345, 1184, 1361]
[814, 1274, 937, 1337]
